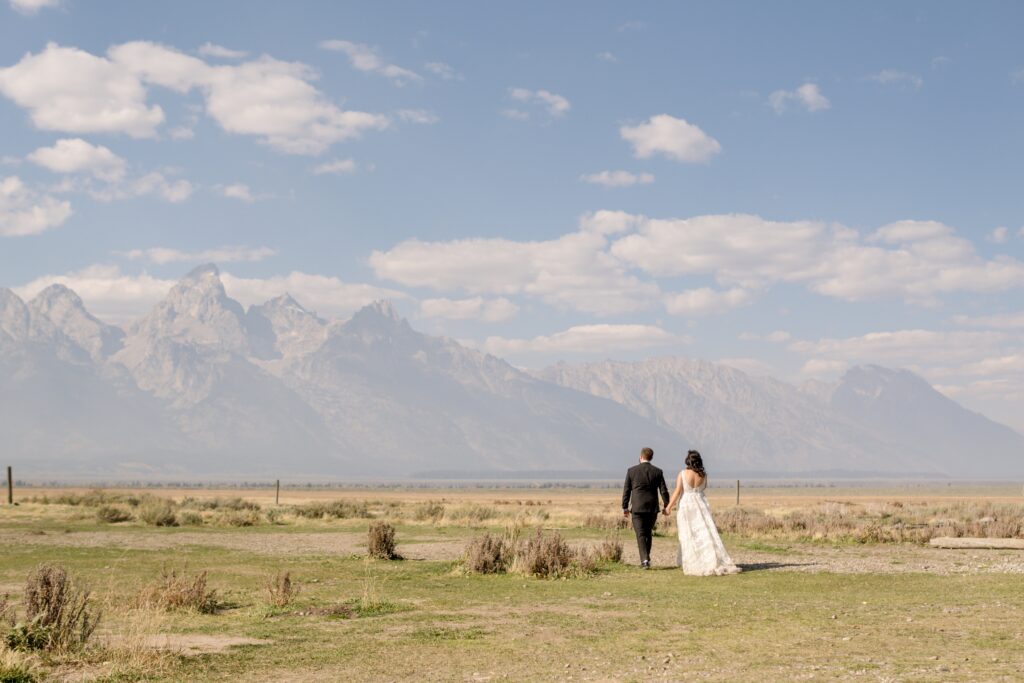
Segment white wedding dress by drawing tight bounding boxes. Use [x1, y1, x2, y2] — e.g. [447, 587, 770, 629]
[676, 476, 740, 576]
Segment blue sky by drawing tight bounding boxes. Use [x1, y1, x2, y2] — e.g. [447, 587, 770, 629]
[1, 1, 1023, 429]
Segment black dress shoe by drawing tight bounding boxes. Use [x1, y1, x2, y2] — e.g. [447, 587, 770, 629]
[641, 561, 650, 569]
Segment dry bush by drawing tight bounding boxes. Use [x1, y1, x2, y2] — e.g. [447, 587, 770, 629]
[463, 533, 512, 574]
[4, 565, 100, 653]
[265, 571, 300, 608]
[217, 509, 261, 527]
[95, 506, 133, 524]
[181, 497, 260, 512]
[367, 522, 398, 560]
[511, 529, 593, 579]
[580, 514, 627, 531]
[138, 502, 178, 527]
[446, 505, 498, 525]
[412, 501, 446, 523]
[97, 607, 175, 681]
[292, 500, 370, 520]
[176, 510, 204, 527]
[595, 535, 623, 563]
[1, 594, 14, 628]
[137, 568, 218, 614]
[0, 649, 39, 683]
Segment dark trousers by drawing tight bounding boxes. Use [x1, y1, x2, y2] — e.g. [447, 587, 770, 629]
[631, 511, 658, 565]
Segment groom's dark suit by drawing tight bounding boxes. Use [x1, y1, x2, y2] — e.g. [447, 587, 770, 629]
[622, 460, 670, 567]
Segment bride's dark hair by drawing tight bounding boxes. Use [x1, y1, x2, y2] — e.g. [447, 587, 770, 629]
[685, 450, 706, 478]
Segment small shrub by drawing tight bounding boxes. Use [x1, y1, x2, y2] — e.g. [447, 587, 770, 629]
[182, 497, 261, 512]
[509, 529, 594, 579]
[137, 569, 218, 614]
[367, 522, 398, 560]
[218, 509, 261, 527]
[412, 501, 445, 522]
[265, 571, 300, 608]
[580, 514, 626, 530]
[463, 533, 511, 574]
[177, 510, 204, 527]
[95, 506, 133, 524]
[264, 508, 284, 525]
[595, 535, 623, 563]
[139, 502, 178, 527]
[292, 500, 370, 520]
[0, 649, 39, 683]
[446, 505, 498, 525]
[4, 564, 100, 653]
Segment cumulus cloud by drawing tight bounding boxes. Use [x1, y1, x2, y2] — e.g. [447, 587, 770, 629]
[197, 43, 247, 59]
[0, 42, 389, 154]
[768, 82, 830, 113]
[122, 246, 275, 265]
[15, 265, 407, 324]
[663, 287, 752, 315]
[508, 87, 570, 118]
[85, 171, 194, 203]
[370, 213, 660, 316]
[419, 296, 518, 322]
[620, 115, 721, 163]
[319, 39, 421, 85]
[373, 211, 1024, 316]
[0, 175, 72, 237]
[27, 138, 126, 181]
[789, 330, 1012, 367]
[952, 312, 1024, 329]
[9, 0, 58, 14]
[480, 324, 681, 357]
[867, 69, 923, 90]
[580, 170, 654, 188]
[220, 183, 254, 202]
[312, 158, 357, 175]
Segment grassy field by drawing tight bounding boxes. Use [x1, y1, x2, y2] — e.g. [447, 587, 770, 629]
[1, 484, 1023, 682]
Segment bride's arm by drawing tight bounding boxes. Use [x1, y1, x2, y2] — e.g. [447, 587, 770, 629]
[664, 472, 684, 514]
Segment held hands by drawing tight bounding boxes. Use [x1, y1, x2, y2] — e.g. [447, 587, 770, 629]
[622, 509, 630, 519]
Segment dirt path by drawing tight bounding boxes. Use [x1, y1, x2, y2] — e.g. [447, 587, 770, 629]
[6, 528, 1024, 575]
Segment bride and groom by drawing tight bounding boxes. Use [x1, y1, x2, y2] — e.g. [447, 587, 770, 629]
[621, 447, 740, 576]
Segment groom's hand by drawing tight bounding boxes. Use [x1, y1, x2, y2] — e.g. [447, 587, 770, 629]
[622, 509, 629, 519]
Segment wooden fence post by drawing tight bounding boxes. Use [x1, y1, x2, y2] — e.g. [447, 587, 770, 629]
[735, 479, 740, 506]
[6, 466, 12, 505]
[275, 479, 280, 506]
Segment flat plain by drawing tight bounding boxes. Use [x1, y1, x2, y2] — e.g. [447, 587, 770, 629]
[1, 483, 1023, 682]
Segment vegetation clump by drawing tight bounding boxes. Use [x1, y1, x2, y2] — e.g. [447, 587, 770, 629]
[95, 505, 133, 524]
[137, 568, 219, 614]
[462, 528, 597, 578]
[463, 533, 512, 574]
[138, 501, 178, 527]
[367, 522, 399, 560]
[266, 571, 300, 608]
[292, 500, 370, 520]
[3, 565, 100, 653]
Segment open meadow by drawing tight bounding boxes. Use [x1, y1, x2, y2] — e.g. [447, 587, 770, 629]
[1, 483, 1023, 682]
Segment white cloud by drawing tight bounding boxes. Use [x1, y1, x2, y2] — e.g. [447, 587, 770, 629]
[423, 61, 461, 80]
[0, 42, 390, 155]
[580, 170, 654, 188]
[27, 138, 126, 181]
[768, 82, 831, 113]
[663, 287, 752, 315]
[9, 0, 58, 14]
[0, 43, 164, 137]
[370, 214, 659, 316]
[122, 246, 275, 265]
[319, 39, 421, 85]
[419, 297, 519, 322]
[508, 87, 570, 118]
[931, 56, 952, 68]
[617, 21, 645, 32]
[789, 330, 1012, 366]
[800, 359, 849, 378]
[952, 312, 1024, 329]
[0, 175, 72, 236]
[169, 126, 195, 140]
[596, 52, 618, 63]
[312, 158, 357, 175]
[620, 115, 721, 163]
[397, 109, 439, 125]
[987, 226, 1009, 244]
[15, 265, 407, 324]
[197, 43, 247, 59]
[867, 69, 923, 90]
[84, 171, 193, 203]
[480, 324, 680, 357]
[221, 183, 254, 202]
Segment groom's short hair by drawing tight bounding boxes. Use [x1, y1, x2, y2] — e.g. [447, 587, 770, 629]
[640, 447, 654, 461]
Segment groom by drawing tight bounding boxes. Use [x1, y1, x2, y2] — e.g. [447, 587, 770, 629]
[621, 447, 670, 569]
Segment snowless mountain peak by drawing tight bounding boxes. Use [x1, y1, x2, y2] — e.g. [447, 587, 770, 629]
[29, 284, 124, 360]
[0, 288, 30, 341]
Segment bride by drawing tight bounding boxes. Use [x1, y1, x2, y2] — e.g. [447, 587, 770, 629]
[664, 450, 740, 576]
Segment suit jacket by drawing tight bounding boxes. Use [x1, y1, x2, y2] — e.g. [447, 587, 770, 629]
[622, 461, 670, 515]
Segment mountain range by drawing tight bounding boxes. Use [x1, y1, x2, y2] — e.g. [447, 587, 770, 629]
[2, 265, 1022, 479]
